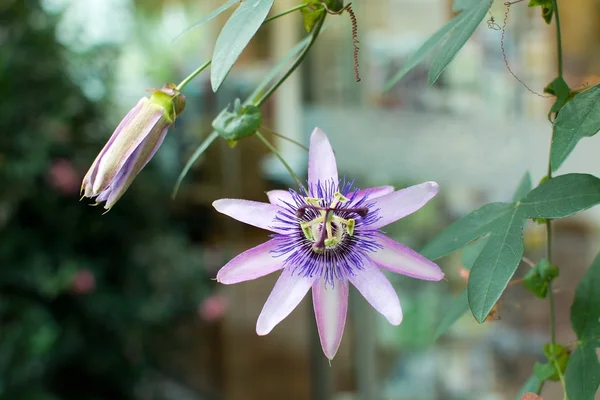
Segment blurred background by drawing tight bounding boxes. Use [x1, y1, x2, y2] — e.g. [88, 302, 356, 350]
[2, 0, 600, 399]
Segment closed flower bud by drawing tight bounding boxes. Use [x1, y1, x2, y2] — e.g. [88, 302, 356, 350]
[81, 84, 185, 210]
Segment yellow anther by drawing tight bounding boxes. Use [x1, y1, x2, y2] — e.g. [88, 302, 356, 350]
[300, 222, 313, 240]
[333, 192, 349, 203]
[324, 237, 339, 247]
[304, 197, 323, 206]
[346, 218, 355, 236]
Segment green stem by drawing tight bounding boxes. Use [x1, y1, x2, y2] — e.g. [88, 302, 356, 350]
[256, 14, 325, 106]
[260, 126, 309, 152]
[552, 358, 568, 400]
[551, 0, 563, 77]
[263, 3, 308, 24]
[255, 130, 307, 192]
[176, 60, 212, 91]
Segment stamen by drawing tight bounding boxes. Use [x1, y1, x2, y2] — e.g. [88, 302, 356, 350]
[346, 218, 355, 235]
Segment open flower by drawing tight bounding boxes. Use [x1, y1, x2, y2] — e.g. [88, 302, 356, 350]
[213, 128, 443, 359]
[81, 84, 185, 210]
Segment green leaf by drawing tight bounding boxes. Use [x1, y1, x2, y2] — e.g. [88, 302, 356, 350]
[545, 77, 570, 119]
[212, 99, 262, 141]
[421, 202, 515, 260]
[543, 343, 570, 381]
[300, 3, 325, 33]
[528, 0, 553, 24]
[172, 0, 240, 41]
[520, 173, 600, 219]
[462, 235, 490, 270]
[523, 259, 559, 298]
[565, 339, 600, 400]
[571, 252, 600, 340]
[513, 172, 533, 202]
[433, 290, 469, 340]
[211, 0, 274, 92]
[246, 33, 313, 104]
[428, 0, 491, 85]
[533, 361, 556, 381]
[467, 206, 525, 323]
[551, 84, 600, 171]
[515, 375, 542, 400]
[384, 13, 467, 91]
[172, 131, 219, 198]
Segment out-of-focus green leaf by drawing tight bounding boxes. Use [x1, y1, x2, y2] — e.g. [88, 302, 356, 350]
[467, 206, 525, 323]
[211, 0, 274, 91]
[565, 339, 600, 400]
[513, 172, 532, 202]
[428, 0, 491, 85]
[384, 13, 466, 91]
[172, 0, 240, 41]
[523, 259, 559, 298]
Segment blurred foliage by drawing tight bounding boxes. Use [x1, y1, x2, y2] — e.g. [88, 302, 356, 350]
[0, 1, 215, 398]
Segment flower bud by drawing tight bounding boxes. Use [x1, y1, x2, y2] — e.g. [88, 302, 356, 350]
[81, 84, 185, 210]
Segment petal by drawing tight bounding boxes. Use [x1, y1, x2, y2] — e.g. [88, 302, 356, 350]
[312, 278, 349, 360]
[351, 185, 395, 201]
[212, 199, 285, 234]
[104, 126, 169, 210]
[308, 127, 338, 189]
[369, 233, 444, 281]
[256, 268, 316, 335]
[94, 98, 163, 193]
[217, 239, 285, 284]
[368, 181, 439, 229]
[349, 261, 402, 325]
[83, 99, 146, 193]
[266, 190, 294, 207]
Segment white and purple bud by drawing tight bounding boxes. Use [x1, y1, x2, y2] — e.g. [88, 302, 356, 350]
[81, 84, 185, 211]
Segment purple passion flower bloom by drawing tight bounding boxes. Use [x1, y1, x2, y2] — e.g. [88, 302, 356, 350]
[213, 128, 444, 359]
[81, 84, 185, 210]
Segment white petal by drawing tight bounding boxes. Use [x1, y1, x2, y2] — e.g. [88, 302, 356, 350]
[349, 261, 402, 325]
[217, 240, 285, 284]
[256, 268, 316, 335]
[213, 199, 285, 234]
[266, 190, 294, 207]
[369, 182, 439, 229]
[312, 278, 348, 360]
[308, 127, 338, 189]
[369, 233, 444, 281]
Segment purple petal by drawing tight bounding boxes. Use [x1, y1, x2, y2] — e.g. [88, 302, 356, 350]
[369, 233, 444, 281]
[308, 127, 338, 189]
[266, 190, 293, 207]
[83, 99, 146, 193]
[93, 98, 163, 193]
[368, 181, 439, 229]
[212, 199, 286, 234]
[256, 268, 316, 335]
[349, 261, 402, 325]
[312, 278, 348, 360]
[351, 185, 395, 201]
[217, 239, 285, 284]
[103, 126, 169, 210]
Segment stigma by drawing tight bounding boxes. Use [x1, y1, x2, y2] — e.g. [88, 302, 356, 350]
[296, 192, 368, 253]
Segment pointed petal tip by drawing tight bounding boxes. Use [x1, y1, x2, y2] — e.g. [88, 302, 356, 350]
[256, 323, 272, 336]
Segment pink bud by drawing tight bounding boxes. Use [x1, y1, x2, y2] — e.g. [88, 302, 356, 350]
[48, 159, 80, 195]
[198, 295, 228, 322]
[72, 269, 96, 294]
